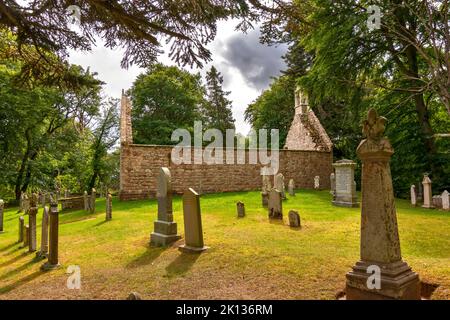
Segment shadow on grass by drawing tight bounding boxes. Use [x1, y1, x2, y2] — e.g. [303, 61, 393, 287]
[0, 251, 32, 268]
[0, 242, 19, 254]
[0, 271, 42, 294]
[126, 246, 168, 269]
[93, 220, 109, 227]
[165, 252, 200, 277]
[0, 256, 42, 281]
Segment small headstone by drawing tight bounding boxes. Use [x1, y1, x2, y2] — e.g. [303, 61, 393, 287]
[432, 196, 442, 209]
[442, 190, 449, 211]
[18, 216, 24, 242]
[410, 185, 417, 206]
[150, 168, 181, 246]
[28, 193, 38, 252]
[274, 173, 286, 199]
[23, 225, 29, 247]
[288, 210, 301, 228]
[236, 202, 245, 218]
[330, 173, 336, 200]
[127, 292, 142, 300]
[314, 176, 320, 189]
[179, 188, 208, 253]
[36, 206, 49, 259]
[83, 191, 89, 211]
[268, 189, 283, 219]
[90, 188, 96, 213]
[41, 201, 61, 270]
[288, 179, 295, 196]
[332, 160, 359, 207]
[0, 199, 4, 233]
[422, 174, 434, 209]
[105, 193, 112, 221]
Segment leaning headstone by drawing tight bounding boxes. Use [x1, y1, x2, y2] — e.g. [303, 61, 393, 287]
[314, 176, 320, 189]
[288, 210, 301, 228]
[432, 196, 442, 209]
[83, 191, 89, 211]
[288, 179, 295, 196]
[274, 173, 286, 199]
[18, 216, 24, 242]
[330, 173, 336, 200]
[89, 188, 96, 213]
[268, 189, 283, 219]
[422, 174, 434, 209]
[442, 190, 449, 211]
[41, 201, 60, 270]
[410, 185, 417, 206]
[332, 160, 359, 207]
[0, 199, 4, 233]
[36, 206, 49, 259]
[105, 193, 112, 221]
[28, 193, 38, 252]
[346, 108, 420, 300]
[150, 168, 181, 246]
[236, 202, 245, 218]
[179, 188, 208, 253]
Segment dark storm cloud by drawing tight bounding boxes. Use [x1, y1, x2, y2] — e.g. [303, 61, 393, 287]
[215, 29, 287, 90]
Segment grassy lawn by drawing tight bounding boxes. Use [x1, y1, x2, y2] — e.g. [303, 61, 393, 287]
[0, 189, 449, 300]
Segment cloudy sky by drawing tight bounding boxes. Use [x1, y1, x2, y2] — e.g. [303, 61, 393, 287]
[68, 20, 287, 135]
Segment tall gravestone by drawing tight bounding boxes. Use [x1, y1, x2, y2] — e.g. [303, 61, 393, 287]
[179, 188, 208, 253]
[18, 216, 24, 242]
[41, 201, 60, 270]
[84, 191, 89, 211]
[23, 225, 30, 248]
[150, 168, 181, 246]
[274, 173, 286, 199]
[0, 199, 4, 233]
[332, 160, 359, 207]
[261, 174, 271, 207]
[314, 176, 320, 189]
[28, 193, 38, 252]
[105, 193, 112, 221]
[422, 175, 434, 209]
[288, 179, 295, 196]
[268, 189, 283, 219]
[410, 185, 417, 206]
[90, 188, 96, 213]
[330, 173, 336, 200]
[346, 109, 420, 300]
[37, 206, 49, 259]
[442, 190, 449, 211]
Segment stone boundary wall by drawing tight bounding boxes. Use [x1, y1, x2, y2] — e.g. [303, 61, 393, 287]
[119, 144, 333, 201]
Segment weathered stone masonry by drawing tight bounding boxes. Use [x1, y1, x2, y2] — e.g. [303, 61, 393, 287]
[119, 90, 333, 201]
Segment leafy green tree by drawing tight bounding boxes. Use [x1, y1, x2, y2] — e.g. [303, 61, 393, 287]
[130, 63, 206, 145]
[203, 66, 235, 132]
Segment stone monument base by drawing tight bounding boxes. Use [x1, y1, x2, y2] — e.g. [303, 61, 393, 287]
[421, 204, 435, 209]
[346, 260, 420, 300]
[332, 200, 360, 208]
[40, 262, 61, 271]
[178, 244, 209, 253]
[150, 220, 180, 246]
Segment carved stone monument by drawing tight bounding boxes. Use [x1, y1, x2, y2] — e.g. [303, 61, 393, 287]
[261, 174, 271, 207]
[105, 193, 112, 221]
[432, 196, 442, 209]
[288, 179, 295, 196]
[332, 160, 359, 207]
[84, 191, 89, 211]
[274, 173, 286, 199]
[314, 176, 320, 189]
[346, 109, 420, 300]
[41, 201, 61, 270]
[23, 225, 29, 248]
[410, 185, 417, 206]
[422, 174, 434, 209]
[150, 168, 181, 246]
[288, 210, 301, 228]
[18, 216, 24, 242]
[179, 188, 208, 253]
[442, 190, 449, 211]
[330, 173, 336, 200]
[28, 193, 38, 252]
[268, 189, 283, 219]
[236, 202, 245, 218]
[36, 206, 49, 259]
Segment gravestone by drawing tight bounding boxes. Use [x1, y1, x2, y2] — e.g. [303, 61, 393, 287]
[23, 194, 30, 214]
[41, 201, 61, 270]
[36, 206, 49, 259]
[288, 210, 301, 228]
[432, 196, 442, 209]
[0, 199, 4, 233]
[18, 216, 24, 242]
[332, 160, 359, 207]
[23, 225, 29, 248]
[268, 189, 283, 219]
[346, 108, 420, 300]
[330, 173, 336, 200]
[28, 193, 38, 252]
[105, 193, 112, 221]
[421, 174, 434, 209]
[314, 176, 320, 189]
[150, 168, 181, 246]
[410, 185, 417, 206]
[179, 188, 208, 253]
[288, 179, 295, 196]
[84, 191, 89, 211]
[40, 192, 46, 208]
[261, 174, 271, 207]
[442, 190, 449, 211]
[274, 173, 286, 199]
[236, 202, 245, 218]
[90, 188, 96, 213]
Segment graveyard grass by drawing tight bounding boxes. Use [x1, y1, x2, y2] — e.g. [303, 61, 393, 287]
[0, 190, 449, 300]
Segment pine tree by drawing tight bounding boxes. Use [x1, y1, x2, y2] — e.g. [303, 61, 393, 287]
[204, 66, 235, 132]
